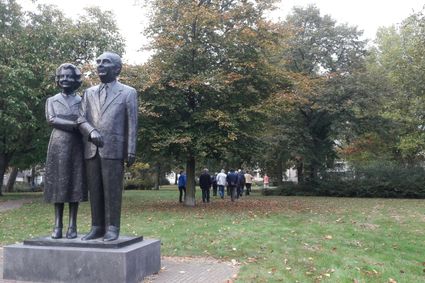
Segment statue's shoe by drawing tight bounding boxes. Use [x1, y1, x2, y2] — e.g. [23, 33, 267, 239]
[103, 226, 119, 242]
[51, 227, 63, 239]
[66, 227, 77, 239]
[81, 226, 105, 240]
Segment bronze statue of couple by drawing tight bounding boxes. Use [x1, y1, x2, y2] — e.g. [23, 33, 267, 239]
[44, 52, 138, 242]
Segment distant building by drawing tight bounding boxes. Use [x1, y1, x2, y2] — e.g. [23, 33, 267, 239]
[3, 168, 44, 186]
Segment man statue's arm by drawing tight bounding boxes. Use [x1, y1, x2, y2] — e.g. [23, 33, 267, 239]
[77, 90, 104, 147]
[126, 88, 138, 167]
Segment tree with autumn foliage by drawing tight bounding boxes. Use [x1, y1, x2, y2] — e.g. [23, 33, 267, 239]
[139, 0, 289, 205]
[260, 5, 368, 184]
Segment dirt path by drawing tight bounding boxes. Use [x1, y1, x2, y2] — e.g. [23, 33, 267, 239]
[0, 199, 33, 213]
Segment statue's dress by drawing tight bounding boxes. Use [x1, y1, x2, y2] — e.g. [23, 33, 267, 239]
[44, 93, 87, 203]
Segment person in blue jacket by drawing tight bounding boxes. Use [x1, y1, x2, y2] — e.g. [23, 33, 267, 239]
[178, 171, 186, 203]
[237, 169, 246, 198]
[226, 169, 239, 202]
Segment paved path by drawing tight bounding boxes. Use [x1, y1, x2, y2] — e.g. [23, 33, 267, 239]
[0, 199, 33, 213]
[0, 248, 239, 283]
[144, 256, 239, 283]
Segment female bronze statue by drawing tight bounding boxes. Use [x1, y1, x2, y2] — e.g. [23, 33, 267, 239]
[44, 63, 87, 239]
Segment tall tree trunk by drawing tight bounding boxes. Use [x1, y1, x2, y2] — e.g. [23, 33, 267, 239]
[296, 160, 304, 184]
[0, 153, 11, 196]
[184, 155, 196, 207]
[5, 167, 18, 192]
[31, 166, 36, 188]
[174, 171, 178, 185]
[309, 163, 318, 183]
[153, 162, 160, 190]
[276, 160, 284, 186]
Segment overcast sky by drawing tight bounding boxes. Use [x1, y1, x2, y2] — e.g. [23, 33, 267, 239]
[19, 0, 425, 64]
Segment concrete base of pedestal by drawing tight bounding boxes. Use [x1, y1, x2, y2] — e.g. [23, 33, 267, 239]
[3, 237, 161, 283]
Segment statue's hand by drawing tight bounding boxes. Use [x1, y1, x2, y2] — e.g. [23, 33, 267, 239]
[90, 130, 104, 148]
[127, 154, 136, 167]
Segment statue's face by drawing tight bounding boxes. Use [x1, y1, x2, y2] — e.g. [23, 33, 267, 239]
[96, 53, 119, 83]
[58, 68, 76, 93]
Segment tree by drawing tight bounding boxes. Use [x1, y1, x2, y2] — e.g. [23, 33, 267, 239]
[367, 8, 425, 164]
[262, 5, 367, 183]
[0, 1, 125, 194]
[140, 0, 288, 205]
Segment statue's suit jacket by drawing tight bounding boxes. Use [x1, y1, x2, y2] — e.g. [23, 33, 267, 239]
[78, 81, 138, 160]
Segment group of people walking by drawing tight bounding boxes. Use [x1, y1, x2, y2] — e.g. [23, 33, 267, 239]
[177, 168, 258, 203]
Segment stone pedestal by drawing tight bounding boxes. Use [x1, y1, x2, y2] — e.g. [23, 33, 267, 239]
[3, 236, 161, 283]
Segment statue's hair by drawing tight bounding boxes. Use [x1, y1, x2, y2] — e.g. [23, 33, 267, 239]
[55, 63, 82, 91]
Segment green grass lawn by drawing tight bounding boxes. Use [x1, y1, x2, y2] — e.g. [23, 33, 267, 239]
[1, 187, 424, 282]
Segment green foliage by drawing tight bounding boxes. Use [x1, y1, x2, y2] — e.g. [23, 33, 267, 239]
[0, 0, 125, 190]
[260, 5, 368, 183]
[140, 0, 287, 162]
[124, 178, 155, 190]
[284, 5, 366, 74]
[366, 8, 425, 163]
[267, 163, 425, 198]
[139, 0, 290, 203]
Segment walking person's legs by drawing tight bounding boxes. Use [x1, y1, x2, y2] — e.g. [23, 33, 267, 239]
[218, 185, 224, 198]
[178, 186, 183, 203]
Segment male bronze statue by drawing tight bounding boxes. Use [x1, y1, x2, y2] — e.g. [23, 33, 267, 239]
[78, 52, 138, 241]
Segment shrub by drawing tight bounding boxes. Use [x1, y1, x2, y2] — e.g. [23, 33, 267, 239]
[265, 164, 425, 198]
[160, 177, 170, 186]
[124, 179, 155, 190]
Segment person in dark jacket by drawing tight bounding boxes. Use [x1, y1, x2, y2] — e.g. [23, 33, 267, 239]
[226, 169, 238, 202]
[211, 173, 218, 196]
[237, 169, 246, 198]
[199, 168, 212, 203]
[177, 171, 186, 203]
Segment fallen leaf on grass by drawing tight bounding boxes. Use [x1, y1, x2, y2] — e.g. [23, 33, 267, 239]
[388, 278, 397, 283]
[364, 269, 379, 276]
[324, 235, 333, 240]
